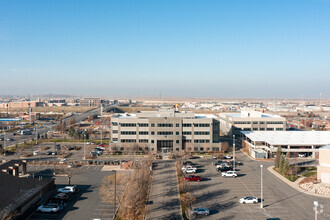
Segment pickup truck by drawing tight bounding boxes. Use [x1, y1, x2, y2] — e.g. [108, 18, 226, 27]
[184, 175, 202, 182]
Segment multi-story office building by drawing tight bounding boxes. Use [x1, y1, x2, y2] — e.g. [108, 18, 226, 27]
[110, 109, 221, 153]
[219, 111, 286, 136]
[79, 98, 102, 107]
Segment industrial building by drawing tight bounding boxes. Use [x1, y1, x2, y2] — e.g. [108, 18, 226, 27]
[110, 109, 221, 153]
[317, 145, 330, 184]
[219, 111, 286, 136]
[241, 131, 330, 159]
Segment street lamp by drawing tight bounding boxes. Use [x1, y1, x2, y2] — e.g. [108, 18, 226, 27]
[83, 134, 86, 160]
[313, 201, 324, 220]
[233, 135, 235, 171]
[260, 164, 263, 208]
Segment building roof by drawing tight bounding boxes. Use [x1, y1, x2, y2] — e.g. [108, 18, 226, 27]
[241, 131, 330, 146]
[113, 111, 218, 119]
[221, 111, 283, 119]
[320, 144, 330, 150]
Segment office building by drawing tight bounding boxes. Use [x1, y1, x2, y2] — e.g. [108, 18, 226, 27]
[110, 109, 221, 153]
[219, 111, 286, 136]
[317, 145, 330, 184]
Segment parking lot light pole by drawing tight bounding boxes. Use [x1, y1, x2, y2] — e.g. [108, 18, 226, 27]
[233, 135, 235, 171]
[83, 134, 86, 160]
[260, 164, 263, 208]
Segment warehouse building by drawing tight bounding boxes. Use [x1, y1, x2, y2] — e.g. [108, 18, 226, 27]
[241, 131, 330, 159]
[110, 109, 221, 153]
[219, 111, 286, 136]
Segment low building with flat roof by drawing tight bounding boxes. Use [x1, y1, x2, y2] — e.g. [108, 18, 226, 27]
[110, 109, 221, 154]
[241, 131, 330, 159]
[219, 111, 286, 136]
[318, 145, 330, 184]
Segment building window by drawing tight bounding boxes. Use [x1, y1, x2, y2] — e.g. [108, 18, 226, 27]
[176, 131, 179, 135]
[151, 131, 155, 135]
[113, 138, 118, 141]
[120, 123, 136, 127]
[138, 123, 149, 127]
[176, 140, 179, 144]
[183, 139, 192, 143]
[260, 128, 265, 130]
[276, 128, 283, 131]
[243, 128, 251, 131]
[139, 139, 148, 143]
[120, 139, 136, 143]
[112, 130, 118, 133]
[121, 131, 136, 135]
[234, 121, 251, 125]
[194, 139, 210, 143]
[194, 131, 210, 135]
[151, 123, 155, 127]
[183, 123, 192, 127]
[157, 131, 173, 135]
[139, 131, 149, 135]
[253, 128, 258, 131]
[200, 147, 204, 151]
[151, 140, 154, 143]
[260, 121, 265, 124]
[267, 128, 274, 131]
[157, 123, 173, 127]
[176, 123, 180, 127]
[253, 121, 258, 124]
[112, 122, 118, 126]
[194, 123, 210, 127]
[266, 121, 284, 124]
[183, 131, 192, 135]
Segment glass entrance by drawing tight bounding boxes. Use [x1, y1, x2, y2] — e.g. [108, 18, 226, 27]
[157, 140, 173, 153]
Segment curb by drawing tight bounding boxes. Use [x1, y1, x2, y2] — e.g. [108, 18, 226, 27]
[175, 162, 184, 220]
[267, 166, 330, 198]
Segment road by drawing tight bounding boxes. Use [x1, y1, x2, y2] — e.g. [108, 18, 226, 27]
[187, 151, 330, 219]
[1, 104, 123, 149]
[146, 160, 182, 220]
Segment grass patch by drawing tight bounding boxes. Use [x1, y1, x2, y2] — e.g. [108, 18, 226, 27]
[273, 167, 299, 182]
[302, 171, 317, 177]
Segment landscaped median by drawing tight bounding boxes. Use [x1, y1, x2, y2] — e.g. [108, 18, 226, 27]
[175, 160, 195, 220]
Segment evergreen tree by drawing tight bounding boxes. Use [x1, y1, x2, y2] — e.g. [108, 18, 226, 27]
[279, 154, 285, 173]
[283, 158, 290, 176]
[275, 146, 282, 168]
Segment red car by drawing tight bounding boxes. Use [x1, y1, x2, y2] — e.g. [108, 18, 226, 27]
[184, 175, 202, 182]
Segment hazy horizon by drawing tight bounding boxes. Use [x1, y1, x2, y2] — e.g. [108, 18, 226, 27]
[1, 0, 329, 99]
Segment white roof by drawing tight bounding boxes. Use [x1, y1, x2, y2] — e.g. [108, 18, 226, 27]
[195, 114, 218, 119]
[242, 131, 330, 146]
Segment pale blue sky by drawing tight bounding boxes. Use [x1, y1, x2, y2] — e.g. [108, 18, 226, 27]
[0, 0, 329, 98]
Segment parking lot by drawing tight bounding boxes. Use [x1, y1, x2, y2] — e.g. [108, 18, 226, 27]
[185, 151, 330, 220]
[26, 164, 132, 220]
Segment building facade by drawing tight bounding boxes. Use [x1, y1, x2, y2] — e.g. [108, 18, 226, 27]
[110, 109, 221, 153]
[219, 111, 286, 136]
[79, 98, 102, 107]
[317, 145, 330, 184]
[241, 131, 330, 159]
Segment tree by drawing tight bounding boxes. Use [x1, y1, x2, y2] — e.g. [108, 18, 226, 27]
[283, 158, 290, 175]
[68, 117, 76, 126]
[221, 142, 229, 153]
[279, 154, 285, 173]
[275, 147, 282, 168]
[180, 192, 196, 219]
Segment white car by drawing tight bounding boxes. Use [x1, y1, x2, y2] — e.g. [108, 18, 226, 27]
[221, 171, 237, 178]
[184, 168, 197, 174]
[37, 204, 60, 213]
[216, 163, 230, 169]
[59, 158, 67, 164]
[225, 155, 232, 159]
[298, 153, 305, 158]
[239, 196, 258, 204]
[181, 165, 197, 171]
[58, 186, 76, 194]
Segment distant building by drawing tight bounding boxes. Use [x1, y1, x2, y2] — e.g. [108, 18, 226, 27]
[219, 111, 286, 136]
[318, 145, 330, 184]
[241, 131, 330, 159]
[47, 99, 67, 106]
[110, 109, 221, 153]
[79, 98, 102, 107]
[0, 101, 45, 108]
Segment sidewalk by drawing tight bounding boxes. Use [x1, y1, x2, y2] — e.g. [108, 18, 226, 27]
[267, 166, 330, 198]
[145, 160, 182, 220]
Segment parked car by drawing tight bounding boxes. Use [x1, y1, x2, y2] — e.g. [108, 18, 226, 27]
[217, 166, 233, 172]
[113, 160, 120, 165]
[53, 193, 69, 201]
[216, 162, 230, 169]
[225, 155, 232, 159]
[184, 168, 197, 174]
[229, 160, 243, 166]
[37, 204, 60, 213]
[58, 186, 76, 194]
[239, 196, 258, 204]
[191, 207, 210, 216]
[221, 171, 237, 178]
[212, 160, 223, 166]
[298, 153, 306, 158]
[97, 144, 106, 148]
[33, 150, 41, 156]
[184, 175, 202, 182]
[6, 137, 14, 141]
[59, 158, 67, 164]
[183, 161, 196, 166]
[181, 165, 197, 171]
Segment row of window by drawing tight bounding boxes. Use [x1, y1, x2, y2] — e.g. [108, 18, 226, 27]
[116, 123, 211, 127]
[121, 131, 136, 135]
[114, 139, 210, 143]
[244, 128, 284, 131]
[235, 121, 284, 125]
[116, 130, 211, 136]
[157, 131, 173, 135]
[194, 139, 210, 143]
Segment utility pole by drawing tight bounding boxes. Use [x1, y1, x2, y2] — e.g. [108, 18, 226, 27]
[233, 135, 236, 171]
[114, 170, 117, 218]
[260, 164, 263, 208]
[83, 134, 86, 160]
[35, 124, 38, 145]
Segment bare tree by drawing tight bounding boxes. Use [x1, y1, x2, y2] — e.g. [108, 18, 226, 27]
[68, 117, 76, 126]
[221, 142, 229, 153]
